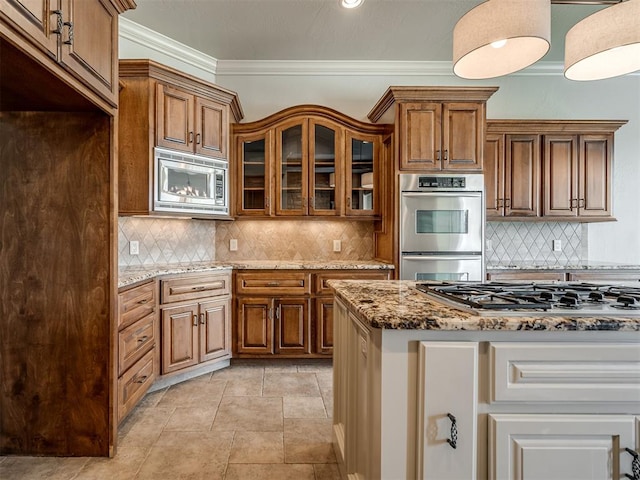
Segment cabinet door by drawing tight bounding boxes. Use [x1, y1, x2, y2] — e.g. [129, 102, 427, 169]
[275, 297, 310, 355]
[417, 342, 478, 480]
[399, 102, 442, 171]
[442, 102, 483, 171]
[236, 131, 273, 216]
[505, 134, 540, 217]
[199, 298, 231, 363]
[489, 414, 637, 480]
[484, 133, 504, 217]
[236, 297, 274, 355]
[59, 0, 118, 106]
[309, 119, 341, 216]
[195, 96, 227, 159]
[543, 135, 578, 217]
[346, 132, 380, 216]
[276, 119, 308, 215]
[579, 134, 612, 218]
[161, 303, 199, 374]
[315, 298, 333, 355]
[1, 0, 59, 58]
[156, 83, 195, 154]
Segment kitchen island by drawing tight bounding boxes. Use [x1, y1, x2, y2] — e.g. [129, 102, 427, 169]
[330, 280, 640, 480]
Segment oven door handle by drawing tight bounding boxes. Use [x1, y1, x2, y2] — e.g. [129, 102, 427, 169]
[402, 255, 482, 261]
[401, 192, 482, 198]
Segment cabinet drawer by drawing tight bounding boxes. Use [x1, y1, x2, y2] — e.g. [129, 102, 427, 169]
[161, 273, 231, 304]
[236, 272, 310, 295]
[118, 312, 156, 376]
[490, 342, 640, 403]
[118, 281, 156, 329]
[118, 349, 155, 423]
[314, 271, 390, 295]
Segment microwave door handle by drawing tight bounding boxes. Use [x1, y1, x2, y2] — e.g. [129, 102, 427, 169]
[402, 255, 482, 261]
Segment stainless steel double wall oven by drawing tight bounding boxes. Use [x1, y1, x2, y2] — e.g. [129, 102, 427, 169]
[400, 173, 485, 281]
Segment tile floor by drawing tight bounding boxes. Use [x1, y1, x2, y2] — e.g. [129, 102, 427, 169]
[0, 359, 338, 480]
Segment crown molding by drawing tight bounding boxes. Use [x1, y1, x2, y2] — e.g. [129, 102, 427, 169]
[119, 18, 217, 74]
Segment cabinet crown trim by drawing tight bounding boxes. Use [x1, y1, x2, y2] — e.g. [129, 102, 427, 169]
[119, 59, 244, 122]
[487, 119, 627, 134]
[368, 86, 499, 123]
[232, 104, 389, 134]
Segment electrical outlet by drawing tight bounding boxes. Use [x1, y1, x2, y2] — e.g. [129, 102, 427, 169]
[229, 239, 238, 251]
[333, 240, 342, 252]
[129, 240, 139, 255]
[486, 239, 493, 251]
[553, 239, 562, 252]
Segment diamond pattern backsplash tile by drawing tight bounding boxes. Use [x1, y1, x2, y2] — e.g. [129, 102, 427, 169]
[215, 220, 375, 261]
[118, 217, 216, 267]
[486, 222, 586, 265]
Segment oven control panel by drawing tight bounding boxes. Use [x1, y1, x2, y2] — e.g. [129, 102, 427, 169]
[418, 176, 466, 188]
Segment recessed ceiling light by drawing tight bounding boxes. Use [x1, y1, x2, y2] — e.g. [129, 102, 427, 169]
[340, 0, 364, 9]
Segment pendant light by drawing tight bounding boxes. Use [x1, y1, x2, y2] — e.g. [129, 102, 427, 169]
[565, 0, 640, 81]
[453, 0, 551, 79]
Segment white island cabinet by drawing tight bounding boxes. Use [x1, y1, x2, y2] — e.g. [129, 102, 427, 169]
[330, 281, 640, 480]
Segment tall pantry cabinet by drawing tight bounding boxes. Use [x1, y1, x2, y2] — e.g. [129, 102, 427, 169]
[0, 0, 136, 457]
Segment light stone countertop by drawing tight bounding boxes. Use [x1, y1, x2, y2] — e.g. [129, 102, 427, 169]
[118, 260, 394, 289]
[487, 261, 640, 270]
[329, 280, 640, 332]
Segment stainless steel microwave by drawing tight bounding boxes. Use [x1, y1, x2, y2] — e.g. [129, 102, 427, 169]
[154, 147, 229, 217]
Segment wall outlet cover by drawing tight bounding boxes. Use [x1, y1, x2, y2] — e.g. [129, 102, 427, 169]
[333, 239, 341, 252]
[129, 240, 139, 255]
[553, 239, 562, 252]
[230, 239, 238, 251]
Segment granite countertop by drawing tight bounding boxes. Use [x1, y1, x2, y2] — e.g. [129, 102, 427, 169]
[487, 261, 640, 270]
[329, 280, 640, 332]
[119, 260, 394, 288]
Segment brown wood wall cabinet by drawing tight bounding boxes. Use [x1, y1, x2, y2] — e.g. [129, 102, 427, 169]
[234, 270, 390, 358]
[232, 105, 389, 218]
[117, 280, 158, 424]
[1, 0, 134, 457]
[159, 273, 232, 375]
[118, 59, 243, 217]
[485, 120, 626, 222]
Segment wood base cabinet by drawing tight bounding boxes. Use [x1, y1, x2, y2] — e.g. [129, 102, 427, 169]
[234, 269, 390, 358]
[159, 272, 232, 376]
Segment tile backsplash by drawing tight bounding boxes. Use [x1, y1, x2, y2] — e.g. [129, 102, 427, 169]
[215, 220, 375, 261]
[486, 222, 586, 265]
[118, 217, 216, 267]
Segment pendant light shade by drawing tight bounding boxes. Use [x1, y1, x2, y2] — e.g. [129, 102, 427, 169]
[565, 0, 640, 81]
[453, 0, 551, 79]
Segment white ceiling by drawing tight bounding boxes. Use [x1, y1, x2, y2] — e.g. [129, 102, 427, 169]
[122, 0, 604, 63]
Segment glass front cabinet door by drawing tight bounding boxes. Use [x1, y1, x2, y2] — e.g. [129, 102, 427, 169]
[276, 120, 307, 215]
[346, 132, 380, 216]
[236, 131, 272, 216]
[309, 120, 342, 216]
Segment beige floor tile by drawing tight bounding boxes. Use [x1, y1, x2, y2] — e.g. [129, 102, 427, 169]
[164, 406, 219, 431]
[74, 446, 149, 479]
[212, 396, 283, 432]
[211, 365, 264, 381]
[0, 456, 88, 480]
[316, 371, 333, 392]
[156, 379, 226, 408]
[137, 387, 168, 408]
[223, 377, 263, 396]
[322, 390, 334, 418]
[224, 463, 315, 480]
[228, 431, 284, 464]
[264, 363, 299, 373]
[314, 463, 342, 480]
[135, 431, 233, 480]
[297, 361, 333, 373]
[283, 396, 327, 418]
[118, 406, 175, 449]
[284, 418, 336, 463]
[263, 372, 321, 397]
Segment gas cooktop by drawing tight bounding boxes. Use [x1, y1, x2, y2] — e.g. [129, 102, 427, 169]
[414, 281, 640, 317]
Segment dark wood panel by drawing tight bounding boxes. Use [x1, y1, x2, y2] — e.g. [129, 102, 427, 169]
[0, 112, 111, 455]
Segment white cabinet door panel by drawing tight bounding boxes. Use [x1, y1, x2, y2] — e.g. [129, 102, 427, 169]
[417, 341, 478, 480]
[489, 414, 636, 480]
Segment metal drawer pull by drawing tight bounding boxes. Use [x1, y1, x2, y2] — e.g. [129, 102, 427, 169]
[191, 286, 206, 291]
[192, 315, 198, 326]
[52, 10, 64, 35]
[199, 313, 205, 325]
[267, 282, 280, 287]
[625, 448, 640, 480]
[137, 298, 149, 305]
[446, 413, 457, 449]
[134, 375, 148, 384]
[196, 133, 201, 145]
[443, 149, 448, 161]
[62, 21, 73, 45]
[137, 335, 149, 343]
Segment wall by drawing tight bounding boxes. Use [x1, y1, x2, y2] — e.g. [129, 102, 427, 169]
[119, 23, 640, 265]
